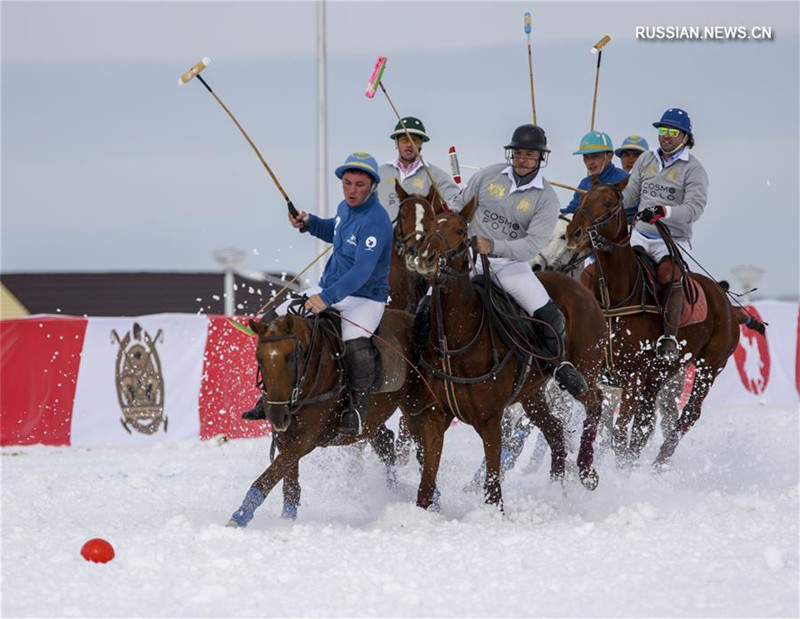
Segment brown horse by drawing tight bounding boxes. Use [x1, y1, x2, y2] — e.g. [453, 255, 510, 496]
[409, 197, 607, 510]
[227, 308, 422, 526]
[387, 181, 439, 313]
[565, 183, 742, 467]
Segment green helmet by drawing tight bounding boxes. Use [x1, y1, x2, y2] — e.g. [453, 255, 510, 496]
[572, 131, 614, 156]
[389, 116, 430, 142]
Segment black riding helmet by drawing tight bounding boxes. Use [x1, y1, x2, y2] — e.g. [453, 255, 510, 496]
[504, 124, 550, 153]
[505, 124, 550, 173]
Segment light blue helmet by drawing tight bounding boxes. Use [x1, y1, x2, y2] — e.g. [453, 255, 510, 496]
[615, 135, 650, 157]
[572, 131, 614, 155]
[335, 152, 381, 184]
[653, 108, 692, 136]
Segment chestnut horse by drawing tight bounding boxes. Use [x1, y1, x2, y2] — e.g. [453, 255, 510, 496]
[227, 309, 422, 526]
[565, 183, 743, 467]
[388, 181, 438, 313]
[409, 197, 607, 510]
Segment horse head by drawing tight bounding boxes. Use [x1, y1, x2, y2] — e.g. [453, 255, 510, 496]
[566, 181, 629, 254]
[415, 197, 477, 282]
[394, 181, 444, 272]
[248, 313, 338, 433]
[531, 214, 579, 273]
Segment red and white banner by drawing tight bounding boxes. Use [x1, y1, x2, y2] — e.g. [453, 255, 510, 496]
[1, 301, 798, 447]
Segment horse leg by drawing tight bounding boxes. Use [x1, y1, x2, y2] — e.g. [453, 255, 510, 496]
[416, 411, 450, 511]
[654, 361, 716, 467]
[281, 460, 300, 520]
[524, 396, 566, 482]
[475, 417, 504, 509]
[597, 385, 621, 456]
[395, 415, 414, 466]
[627, 383, 660, 462]
[657, 369, 685, 439]
[613, 387, 637, 469]
[368, 424, 398, 491]
[576, 387, 603, 490]
[228, 436, 316, 527]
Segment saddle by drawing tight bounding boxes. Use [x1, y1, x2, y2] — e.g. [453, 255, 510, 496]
[471, 276, 550, 360]
[633, 247, 708, 327]
[313, 310, 407, 395]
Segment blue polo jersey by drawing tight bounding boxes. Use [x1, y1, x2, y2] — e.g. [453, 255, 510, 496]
[306, 192, 393, 306]
[561, 163, 633, 218]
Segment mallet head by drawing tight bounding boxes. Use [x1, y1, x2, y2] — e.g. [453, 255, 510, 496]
[179, 57, 211, 85]
[591, 35, 611, 53]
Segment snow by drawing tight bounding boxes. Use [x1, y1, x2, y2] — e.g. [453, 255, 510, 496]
[2, 404, 797, 617]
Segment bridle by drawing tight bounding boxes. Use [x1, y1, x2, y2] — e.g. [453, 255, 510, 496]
[393, 194, 437, 259]
[419, 212, 473, 284]
[574, 187, 631, 253]
[256, 317, 345, 415]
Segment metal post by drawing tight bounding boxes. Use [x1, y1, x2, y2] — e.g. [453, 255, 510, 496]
[316, 0, 328, 280]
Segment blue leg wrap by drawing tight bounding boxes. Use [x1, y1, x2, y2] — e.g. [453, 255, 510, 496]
[281, 502, 298, 520]
[431, 487, 442, 513]
[229, 487, 266, 528]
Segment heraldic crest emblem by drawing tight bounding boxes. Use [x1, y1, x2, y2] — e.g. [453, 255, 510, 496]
[111, 322, 167, 435]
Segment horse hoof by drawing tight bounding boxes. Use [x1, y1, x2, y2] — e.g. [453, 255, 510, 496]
[281, 503, 298, 520]
[226, 519, 240, 528]
[580, 469, 599, 491]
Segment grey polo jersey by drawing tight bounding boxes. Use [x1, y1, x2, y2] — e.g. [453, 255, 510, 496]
[450, 163, 560, 262]
[378, 160, 461, 220]
[622, 149, 709, 241]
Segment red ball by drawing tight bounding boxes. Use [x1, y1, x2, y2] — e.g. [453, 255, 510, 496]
[80, 538, 115, 563]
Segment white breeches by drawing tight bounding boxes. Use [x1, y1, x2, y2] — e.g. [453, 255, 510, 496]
[474, 257, 550, 314]
[276, 286, 385, 341]
[631, 229, 690, 263]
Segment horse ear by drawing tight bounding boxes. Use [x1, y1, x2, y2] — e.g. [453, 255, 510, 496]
[590, 176, 601, 188]
[613, 177, 629, 192]
[284, 313, 295, 331]
[249, 319, 267, 336]
[395, 180, 409, 200]
[459, 197, 478, 222]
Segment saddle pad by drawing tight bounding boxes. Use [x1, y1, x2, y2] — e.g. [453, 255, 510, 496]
[373, 327, 407, 394]
[634, 253, 707, 327]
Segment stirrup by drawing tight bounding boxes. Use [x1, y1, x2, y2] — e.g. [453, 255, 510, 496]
[656, 335, 680, 361]
[553, 361, 589, 397]
[338, 409, 364, 437]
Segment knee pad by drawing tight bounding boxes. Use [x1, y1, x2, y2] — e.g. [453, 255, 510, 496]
[657, 259, 683, 286]
[344, 337, 376, 390]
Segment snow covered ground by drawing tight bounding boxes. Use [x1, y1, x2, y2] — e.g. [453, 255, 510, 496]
[2, 403, 797, 617]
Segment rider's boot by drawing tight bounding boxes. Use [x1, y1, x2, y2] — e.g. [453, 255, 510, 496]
[657, 281, 684, 361]
[241, 398, 266, 421]
[533, 300, 588, 397]
[338, 337, 376, 437]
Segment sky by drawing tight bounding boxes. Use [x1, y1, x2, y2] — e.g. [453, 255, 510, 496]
[2, 402, 797, 616]
[1, 1, 798, 299]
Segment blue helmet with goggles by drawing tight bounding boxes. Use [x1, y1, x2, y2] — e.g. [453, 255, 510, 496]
[652, 108, 692, 136]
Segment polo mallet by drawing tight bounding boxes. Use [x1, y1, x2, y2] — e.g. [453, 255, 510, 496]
[448, 146, 462, 184]
[524, 12, 538, 125]
[179, 58, 299, 218]
[589, 35, 611, 131]
[229, 245, 333, 336]
[365, 57, 448, 207]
